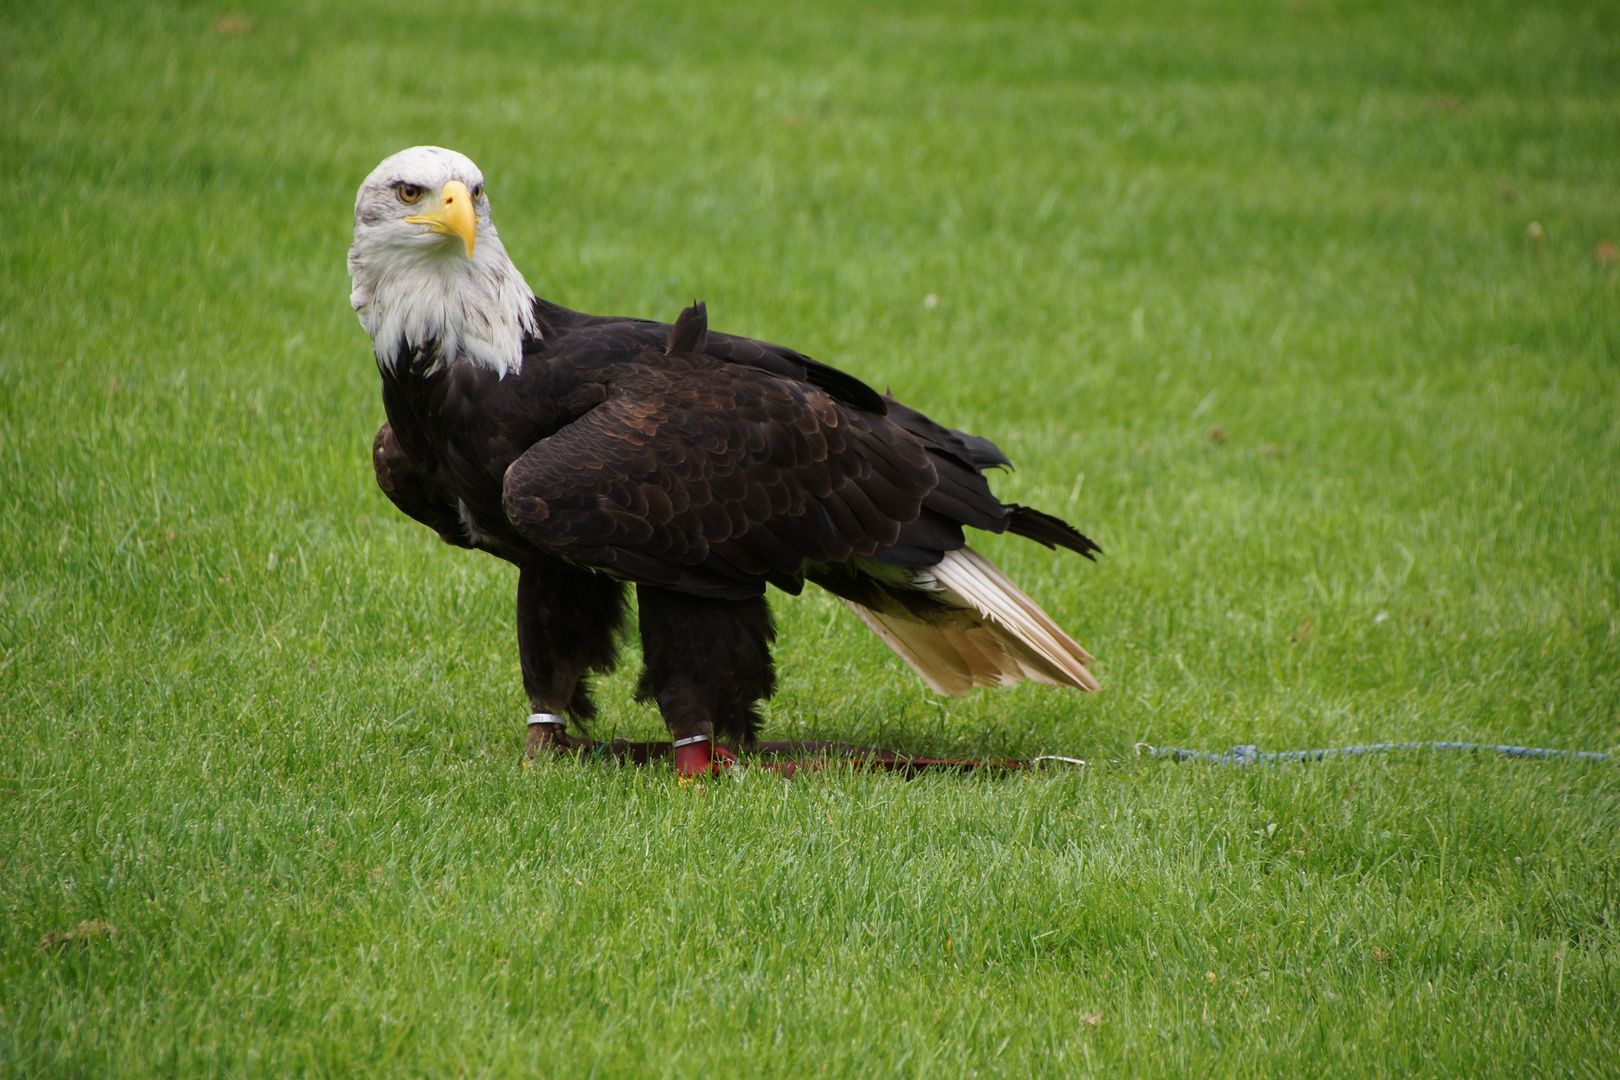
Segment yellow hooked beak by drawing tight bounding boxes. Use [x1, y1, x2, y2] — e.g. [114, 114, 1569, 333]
[405, 179, 477, 257]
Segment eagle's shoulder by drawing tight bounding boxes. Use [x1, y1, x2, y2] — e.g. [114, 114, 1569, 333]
[527, 297, 657, 341]
[525, 297, 886, 414]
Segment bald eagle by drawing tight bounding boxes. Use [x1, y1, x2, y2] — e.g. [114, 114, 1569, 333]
[350, 146, 1101, 776]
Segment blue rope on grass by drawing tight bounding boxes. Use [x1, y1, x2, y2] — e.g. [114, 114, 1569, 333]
[1136, 740, 1612, 766]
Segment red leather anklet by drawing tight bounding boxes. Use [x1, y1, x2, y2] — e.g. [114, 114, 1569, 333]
[672, 736, 738, 777]
[673, 735, 714, 777]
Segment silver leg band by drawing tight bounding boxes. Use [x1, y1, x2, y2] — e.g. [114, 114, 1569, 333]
[671, 734, 711, 749]
[528, 712, 568, 727]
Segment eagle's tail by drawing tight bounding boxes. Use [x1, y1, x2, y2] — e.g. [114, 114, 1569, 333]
[842, 546, 1098, 697]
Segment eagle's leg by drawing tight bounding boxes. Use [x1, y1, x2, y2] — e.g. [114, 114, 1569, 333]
[517, 564, 627, 757]
[634, 585, 776, 777]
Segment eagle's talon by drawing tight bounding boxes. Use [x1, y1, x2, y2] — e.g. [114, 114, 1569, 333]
[524, 721, 579, 759]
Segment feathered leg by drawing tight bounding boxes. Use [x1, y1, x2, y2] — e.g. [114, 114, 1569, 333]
[635, 585, 776, 776]
[517, 564, 627, 756]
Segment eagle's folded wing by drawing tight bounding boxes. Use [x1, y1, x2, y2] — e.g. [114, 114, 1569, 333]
[373, 423, 472, 547]
[501, 360, 937, 599]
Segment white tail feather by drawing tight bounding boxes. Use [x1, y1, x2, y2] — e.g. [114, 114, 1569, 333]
[843, 546, 1098, 697]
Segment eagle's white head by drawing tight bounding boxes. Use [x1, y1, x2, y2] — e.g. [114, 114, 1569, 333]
[348, 146, 538, 378]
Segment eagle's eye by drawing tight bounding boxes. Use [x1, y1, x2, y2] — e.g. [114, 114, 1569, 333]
[395, 183, 425, 205]
[471, 182, 484, 199]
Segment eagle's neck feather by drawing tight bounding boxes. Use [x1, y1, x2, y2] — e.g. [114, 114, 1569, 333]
[351, 237, 538, 380]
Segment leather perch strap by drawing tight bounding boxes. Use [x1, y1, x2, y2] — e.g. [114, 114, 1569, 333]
[550, 738, 1052, 778]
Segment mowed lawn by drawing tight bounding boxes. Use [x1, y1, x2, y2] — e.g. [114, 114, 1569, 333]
[2, 0, 1618, 1075]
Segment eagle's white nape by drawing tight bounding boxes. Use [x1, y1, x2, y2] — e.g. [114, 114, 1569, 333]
[348, 146, 538, 379]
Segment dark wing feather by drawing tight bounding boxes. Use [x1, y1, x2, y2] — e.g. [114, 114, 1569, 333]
[1005, 503, 1102, 560]
[372, 423, 471, 547]
[883, 395, 1013, 472]
[706, 334, 889, 415]
[502, 351, 933, 599]
[666, 301, 709, 355]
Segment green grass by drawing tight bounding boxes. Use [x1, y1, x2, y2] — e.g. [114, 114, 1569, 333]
[2, 0, 1617, 1075]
